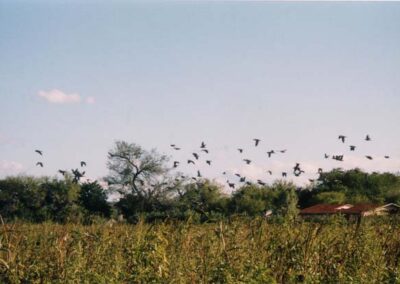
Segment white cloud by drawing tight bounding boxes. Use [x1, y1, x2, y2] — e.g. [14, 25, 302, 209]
[0, 160, 24, 177]
[86, 96, 96, 104]
[38, 89, 81, 104]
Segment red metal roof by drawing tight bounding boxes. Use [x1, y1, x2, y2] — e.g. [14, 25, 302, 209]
[300, 204, 346, 214]
[340, 204, 380, 214]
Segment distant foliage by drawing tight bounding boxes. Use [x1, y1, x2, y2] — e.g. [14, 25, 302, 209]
[1, 150, 400, 223]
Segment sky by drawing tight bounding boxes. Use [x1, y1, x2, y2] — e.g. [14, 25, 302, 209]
[1, 1, 400, 189]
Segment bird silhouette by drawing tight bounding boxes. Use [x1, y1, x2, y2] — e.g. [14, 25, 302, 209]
[384, 156, 390, 159]
[35, 149, 43, 156]
[267, 150, 275, 158]
[318, 168, 323, 174]
[279, 149, 287, 153]
[332, 155, 344, 161]
[365, 155, 373, 160]
[294, 170, 305, 177]
[243, 159, 251, 165]
[36, 162, 43, 167]
[324, 154, 330, 159]
[173, 161, 180, 168]
[192, 153, 199, 160]
[245, 181, 252, 186]
[338, 135, 346, 143]
[235, 173, 241, 177]
[187, 160, 195, 164]
[174, 147, 181, 151]
[253, 139, 261, 147]
[227, 181, 235, 189]
[170, 144, 176, 148]
[257, 180, 266, 186]
[349, 145, 356, 151]
[80, 161, 86, 167]
[222, 171, 226, 175]
[282, 172, 287, 177]
[365, 135, 371, 141]
[309, 179, 315, 183]
[58, 169, 66, 175]
[239, 177, 246, 183]
[197, 170, 202, 178]
[238, 148, 243, 153]
[267, 170, 272, 175]
[206, 160, 211, 166]
[71, 168, 85, 183]
[200, 142, 206, 148]
[201, 149, 209, 154]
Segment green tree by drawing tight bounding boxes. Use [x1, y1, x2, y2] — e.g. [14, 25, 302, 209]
[229, 184, 277, 216]
[177, 180, 228, 221]
[313, 191, 346, 205]
[79, 181, 111, 218]
[273, 181, 299, 220]
[106, 141, 178, 221]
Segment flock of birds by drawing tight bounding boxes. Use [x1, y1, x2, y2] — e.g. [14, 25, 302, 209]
[168, 134, 392, 189]
[34, 149, 87, 183]
[33, 134, 393, 189]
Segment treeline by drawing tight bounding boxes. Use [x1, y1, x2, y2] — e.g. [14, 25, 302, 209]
[0, 140, 399, 223]
[0, 168, 399, 224]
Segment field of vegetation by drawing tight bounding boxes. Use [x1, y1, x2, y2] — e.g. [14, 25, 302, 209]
[2, 218, 400, 283]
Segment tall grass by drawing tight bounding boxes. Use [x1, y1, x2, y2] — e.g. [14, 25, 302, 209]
[1, 218, 400, 283]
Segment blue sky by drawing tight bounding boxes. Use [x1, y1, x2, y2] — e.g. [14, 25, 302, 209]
[1, 1, 399, 187]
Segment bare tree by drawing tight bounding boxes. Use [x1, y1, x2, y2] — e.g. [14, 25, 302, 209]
[105, 141, 177, 202]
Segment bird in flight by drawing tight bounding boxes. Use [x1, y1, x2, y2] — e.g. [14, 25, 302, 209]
[227, 181, 235, 189]
[173, 161, 180, 168]
[365, 156, 373, 160]
[35, 150, 43, 156]
[36, 162, 43, 167]
[80, 161, 86, 167]
[349, 145, 356, 151]
[187, 160, 195, 164]
[71, 168, 85, 183]
[318, 168, 323, 174]
[332, 155, 344, 161]
[197, 170, 202, 178]
[235, 173, 241, 177]
[201, 149, 209, 154]
[253, 139, 261, 147]
[200, 142, 206, 148]
[243, 159, 251, 165]
[267, 170, 272, 175]
[170, 144, 176, 148]
[267, 150, 275, 158]
[206, 160, 211, 166]
[324, 153, 330, 159]
[239, 177, 246, 183]
[237, 148, 243, 153]
[279, 149, 287, 153]
[257, 180, 266, 186]
[282, 172, 287, 177]
[365, 135, 371, 141]
[384, 156, 390, 159]
[338, 135, 346, 143]
[174, 147, 181, 150]
[58, 169, 66, 175]
[192, 153, 199, 160]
